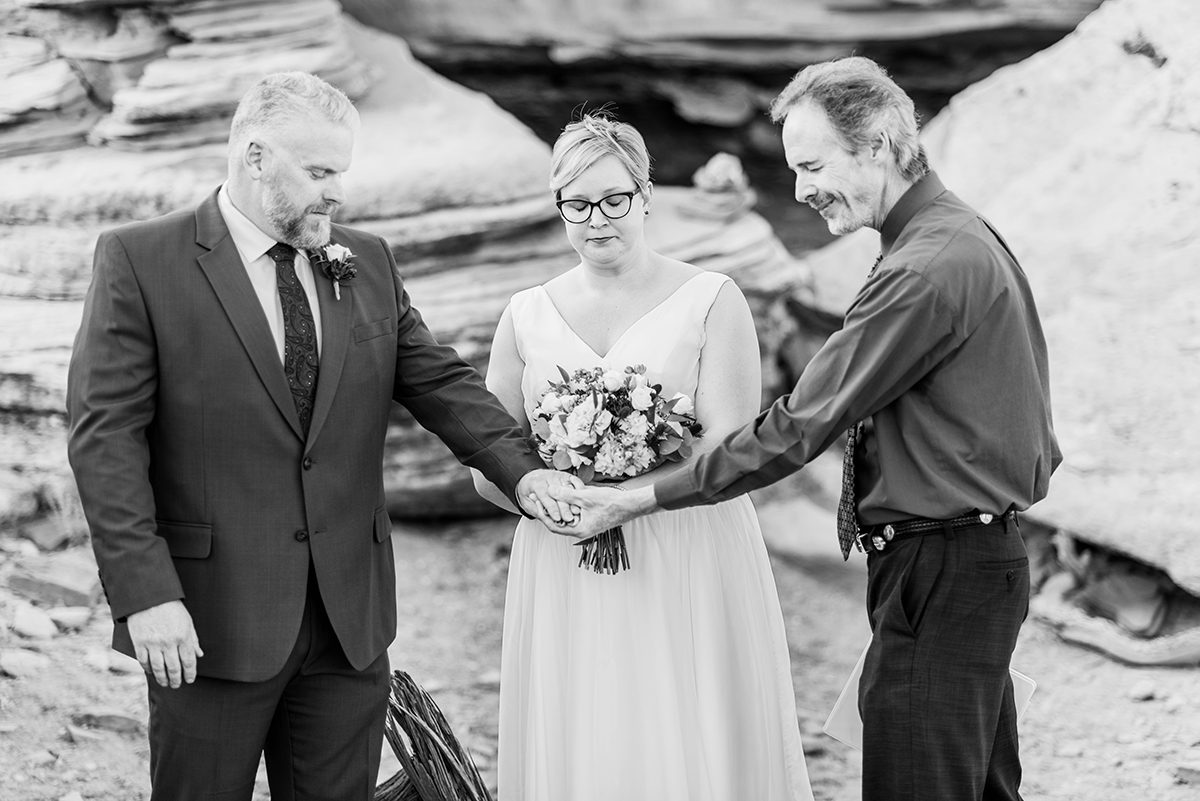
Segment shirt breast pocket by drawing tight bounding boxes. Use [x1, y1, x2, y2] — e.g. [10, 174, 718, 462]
[354, 317, 395, 344]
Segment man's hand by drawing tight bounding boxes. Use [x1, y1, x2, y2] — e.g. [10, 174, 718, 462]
[126, 600, 203, 689]
[516, 469, 584, 526]
[543, 484, 659, 539]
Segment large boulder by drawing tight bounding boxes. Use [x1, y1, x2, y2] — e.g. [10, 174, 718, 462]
[796, 0, 1200, 595]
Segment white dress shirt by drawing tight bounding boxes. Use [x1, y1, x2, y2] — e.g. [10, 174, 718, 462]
[216, 183, 323, 360]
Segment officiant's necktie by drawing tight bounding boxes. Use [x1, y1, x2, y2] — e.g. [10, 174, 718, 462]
[268, 242, 319, 436]
[836, 253, 884, 560]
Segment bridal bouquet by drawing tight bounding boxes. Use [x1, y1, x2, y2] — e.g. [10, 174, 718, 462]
[530, 364, 702, 574]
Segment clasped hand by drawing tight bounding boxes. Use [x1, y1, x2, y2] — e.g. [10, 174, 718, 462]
[536, 484, 656, 539]
[515, 469, 587, 527]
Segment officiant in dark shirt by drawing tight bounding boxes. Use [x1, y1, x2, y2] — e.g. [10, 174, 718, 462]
[552, 56, 1061, 801]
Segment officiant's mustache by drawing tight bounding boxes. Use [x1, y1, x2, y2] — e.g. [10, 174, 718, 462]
[308, 201, 339, 215]
[808, 192, 834, 213]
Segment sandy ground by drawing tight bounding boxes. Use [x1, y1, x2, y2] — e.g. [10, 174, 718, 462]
[1, 472, 1197, 800]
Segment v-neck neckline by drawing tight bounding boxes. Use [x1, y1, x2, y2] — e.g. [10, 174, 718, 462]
[538, 272, 706, 360]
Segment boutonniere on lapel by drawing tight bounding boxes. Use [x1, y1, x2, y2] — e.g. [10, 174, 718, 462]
[310, 243, 357, 301]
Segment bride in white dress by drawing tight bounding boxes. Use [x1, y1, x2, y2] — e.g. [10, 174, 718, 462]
[472, 112, 813, 801]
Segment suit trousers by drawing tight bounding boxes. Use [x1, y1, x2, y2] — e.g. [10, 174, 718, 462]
[858, 517, 1030, 801]
[146, 565, 391, 801]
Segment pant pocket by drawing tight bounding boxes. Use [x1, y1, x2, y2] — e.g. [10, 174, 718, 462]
[899, 537, 945, 637]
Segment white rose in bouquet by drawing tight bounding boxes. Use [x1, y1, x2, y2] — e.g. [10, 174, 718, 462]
[669, 392, 694, 415]
[629, 385, 654, 411]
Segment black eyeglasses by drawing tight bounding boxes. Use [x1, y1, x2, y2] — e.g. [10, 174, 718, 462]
[555, 189, 641, 224]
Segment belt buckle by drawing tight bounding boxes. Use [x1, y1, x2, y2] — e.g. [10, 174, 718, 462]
[855, 530, 870, 553]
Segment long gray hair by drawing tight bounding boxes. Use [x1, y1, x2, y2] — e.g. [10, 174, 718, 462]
[769, 57, 928, 182]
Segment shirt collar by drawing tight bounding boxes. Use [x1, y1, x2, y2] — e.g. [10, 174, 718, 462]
[879, 171, 946, 255]
[217, 182, 282, 265]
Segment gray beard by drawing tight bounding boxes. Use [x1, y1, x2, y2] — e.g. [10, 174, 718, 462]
[262, 183, 329, 250]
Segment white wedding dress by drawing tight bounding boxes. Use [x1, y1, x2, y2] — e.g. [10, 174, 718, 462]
[497, 271, 813, 801]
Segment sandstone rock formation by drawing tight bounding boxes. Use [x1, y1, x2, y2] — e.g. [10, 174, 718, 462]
[342, 0, 1103, 129]
[0, 6, 805, 522]
[795, 0, 1200, 597]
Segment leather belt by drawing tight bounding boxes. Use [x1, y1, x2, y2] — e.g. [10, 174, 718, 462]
[856, 510, 1017, 554]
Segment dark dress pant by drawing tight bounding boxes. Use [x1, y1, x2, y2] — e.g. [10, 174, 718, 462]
[859, 517, 1030, 801]
[145, 569, 391, 801]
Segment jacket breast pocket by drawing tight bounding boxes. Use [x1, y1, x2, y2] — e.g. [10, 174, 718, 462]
[157, 521, 212, 559]
[354, 317, 395, 344]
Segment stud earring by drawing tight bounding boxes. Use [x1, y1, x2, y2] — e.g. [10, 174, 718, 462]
[643, 208, 650, 216]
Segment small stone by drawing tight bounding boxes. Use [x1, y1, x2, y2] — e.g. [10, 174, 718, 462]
[474, 669, 501, 689]
[58, 792, 84, 801]
[801, 739, 828, 757]
[0, 539, 40, 558]
[421, 678, 447, 694]
[19, 516, 70, 552]
[71, 708, 142, 736]
[1176, 763, 1200, 784]
[0, 648, 53, 677]
[1149, 770, 1178, 790]
[1054, 740, 1086, 758]
[28, 749, 57, 767]
[107, 652, 142, 674]
[11, 603, 57, 639]
[82, 647, 109, 672]
[1129, 680, 1157, 701]
[0, 721, 19, 734]
[47, 606, 92, 632]
[64, 723, 105, 744]
[5, 548, 101, 607]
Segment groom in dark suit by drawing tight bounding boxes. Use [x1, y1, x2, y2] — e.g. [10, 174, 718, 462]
[67, 71, 576, 800]
[553, 57, 1061, 801]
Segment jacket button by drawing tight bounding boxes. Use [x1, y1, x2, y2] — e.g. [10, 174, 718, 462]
[294, 529, 309, 542]
[302, 457, 313, 470]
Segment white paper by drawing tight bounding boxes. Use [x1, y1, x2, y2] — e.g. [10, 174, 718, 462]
[822, 641, 1037, 750]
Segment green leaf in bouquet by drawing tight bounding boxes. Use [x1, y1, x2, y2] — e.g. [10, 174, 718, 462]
[551, 449, 574, 471]
[557, 365, 572, 384]
[577, 464, 595, 484]
[659, 437, 682, 456]
[531, 418, 552, 439]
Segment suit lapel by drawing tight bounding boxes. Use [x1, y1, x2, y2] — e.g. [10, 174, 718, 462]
[194, 191, 305, 441]
[305, 238, 352, 450]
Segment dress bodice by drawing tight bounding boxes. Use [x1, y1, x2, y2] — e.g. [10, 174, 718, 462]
[507, 271, 732, 427]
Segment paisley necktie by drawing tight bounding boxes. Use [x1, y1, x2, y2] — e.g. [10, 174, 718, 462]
[268, 242, 319, 436]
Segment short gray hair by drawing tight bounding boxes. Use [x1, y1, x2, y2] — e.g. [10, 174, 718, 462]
[228, 72, 358, 154]
[549, 111, 652, 197]
[769, 57, 928, 182]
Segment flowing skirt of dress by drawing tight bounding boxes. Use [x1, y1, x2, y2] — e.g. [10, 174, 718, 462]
[497, 496, 813, 801]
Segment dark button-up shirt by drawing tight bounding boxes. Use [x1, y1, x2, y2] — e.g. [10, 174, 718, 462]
[656, 172, 1061, 524]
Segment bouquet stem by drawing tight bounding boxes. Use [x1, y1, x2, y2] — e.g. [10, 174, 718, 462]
[577, 526, 630, 574]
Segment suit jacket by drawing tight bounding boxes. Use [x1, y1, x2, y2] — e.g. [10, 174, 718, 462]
[67, 190, 543, 682]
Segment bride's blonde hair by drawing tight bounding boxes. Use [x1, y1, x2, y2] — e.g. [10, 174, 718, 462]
[549, 109, 652, 197]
